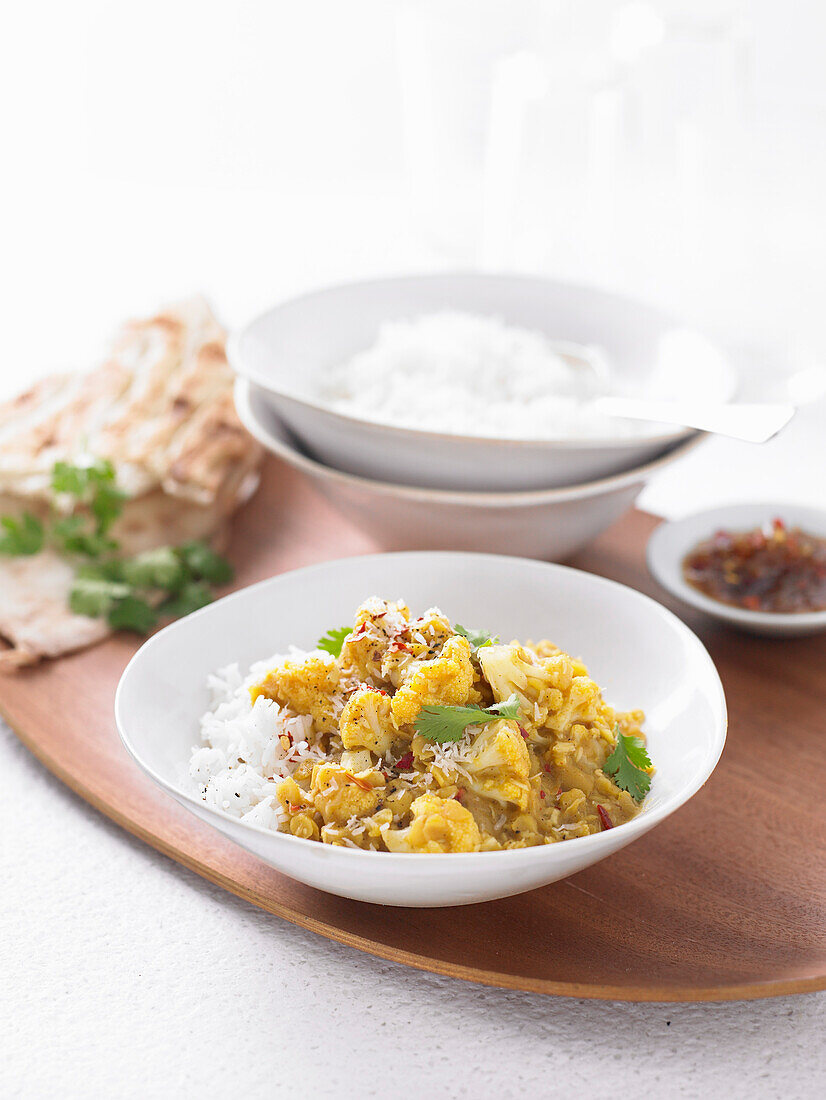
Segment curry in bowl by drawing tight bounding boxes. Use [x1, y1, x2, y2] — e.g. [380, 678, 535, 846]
[191, 597, 653, 853]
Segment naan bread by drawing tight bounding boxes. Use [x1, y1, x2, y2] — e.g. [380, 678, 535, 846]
[0, 298, 262, 668]
[0, 297, 260, 506]
[0, 551, 111, 669]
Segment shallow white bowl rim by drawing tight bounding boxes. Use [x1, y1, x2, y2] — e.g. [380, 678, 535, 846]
[235, 377, 706, 506]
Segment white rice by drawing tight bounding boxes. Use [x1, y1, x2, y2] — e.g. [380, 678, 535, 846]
[318, 310, 645, 440]
[190, 647, 327, 832]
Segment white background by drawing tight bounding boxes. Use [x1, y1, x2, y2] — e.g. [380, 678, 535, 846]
[2, 2, 825, 1096]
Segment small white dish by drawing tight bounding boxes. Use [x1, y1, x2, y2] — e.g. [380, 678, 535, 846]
[115, 551, 727, 907]
[647, 503, 826, 637]
[235, 377, 704, 561]
[228, 273, 736, 492]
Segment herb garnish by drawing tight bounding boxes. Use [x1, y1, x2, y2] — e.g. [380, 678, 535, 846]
[0, 460, 234, 635]
[604, 727, 652, 802]
[52, 458, 126, 542]
[455, 623, 499, 653]
[317, 626, 351, 657]
[415, 693, 521, 744]
[0, 513, 45, 556]
[178, 541, 234, 585]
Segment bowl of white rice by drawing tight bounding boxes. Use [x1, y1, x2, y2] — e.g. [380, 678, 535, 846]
[228, 273, 735, 492]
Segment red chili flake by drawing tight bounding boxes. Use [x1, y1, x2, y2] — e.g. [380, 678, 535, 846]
[391, 641, 413, 654]
[345, 772, 372, 791]
[353, 623, 366, 636]
[543, 764, 552, 774]
[597, 805, 614, 830]
[773, 517, 786, 532]
[288, 803, 302, 814]
[396, 751, 414, 771]
[518, 724, 529, 741]
[377, 688, 389, 696]
[453, 788, 465, 803]
[539, 791, 546, 799]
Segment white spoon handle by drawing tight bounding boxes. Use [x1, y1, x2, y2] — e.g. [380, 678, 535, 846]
[591, 396, 796, 443]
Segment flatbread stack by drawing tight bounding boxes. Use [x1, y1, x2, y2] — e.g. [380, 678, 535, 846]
[0, 298, 262, 668]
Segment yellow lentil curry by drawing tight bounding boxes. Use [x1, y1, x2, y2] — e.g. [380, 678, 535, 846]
[252, 598, 653, 852]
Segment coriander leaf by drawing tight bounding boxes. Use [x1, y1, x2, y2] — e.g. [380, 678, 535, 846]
[178, 541, 234, 585]
[52, 457, 116, 498]
[51, 459, 126, 538]
[415, 693, 522, 744]
[107, 594, 157, 634]
[604, 728, 652, 802]
[89, 481, 127, 534]
[121, 547, 184, 591]
[75, 559, 127, 582]
[622, 734, 652, 771]
[317, 626, 351, 657]
[69, 576, 131, 618]
[52, 515, 118, 558]
[455, 623, 500, 652]
[160, 581, 214, 619]
[51, 461, 92, 497]
[488, 693, 521, 720]
[0, 513, 44, 556]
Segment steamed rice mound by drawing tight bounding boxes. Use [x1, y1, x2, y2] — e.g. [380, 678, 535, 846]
[190, 597, 650, 852]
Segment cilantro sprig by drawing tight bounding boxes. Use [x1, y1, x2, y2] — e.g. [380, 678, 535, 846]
[52, 458, 126, 537]
[415, 693, 521, 744]
[454, 623, 499, 653]
[0, 460, 234, 635]
[317, 626, 351, 657]
[67, 542, 234, 633]
[604, 727, 653, 802]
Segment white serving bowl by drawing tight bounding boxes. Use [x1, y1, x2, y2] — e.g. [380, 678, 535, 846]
[235, 377, 704, 560]
[115, 552, 727, 907]
[228, 273, 735, 492]
[648, 503, 826, 637]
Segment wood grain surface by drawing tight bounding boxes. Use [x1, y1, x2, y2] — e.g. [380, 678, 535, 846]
[2, 458, 825, 1001]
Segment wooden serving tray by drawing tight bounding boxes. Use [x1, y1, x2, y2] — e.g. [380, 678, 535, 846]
[2, 459, 825, 1002]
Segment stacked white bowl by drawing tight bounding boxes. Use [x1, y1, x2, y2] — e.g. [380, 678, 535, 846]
[229, 274, 733, 559]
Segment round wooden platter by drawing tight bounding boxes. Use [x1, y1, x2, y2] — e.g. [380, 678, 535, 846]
[2, 459, 825, 1002]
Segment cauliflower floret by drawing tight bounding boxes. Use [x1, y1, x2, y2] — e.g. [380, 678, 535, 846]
[464, 719, 531, 810]
[379, 607, 455, 683]
[355, 596, 411, 629]
[547, 675, 603, 733]
[341, 598, 411, 684]
[479, 645, 603, 736]
[340, 687, 397, 757]
[479, 644, 571, 708]
[310, 762, 382, 825]
[469, 719, 530, 778]
[390, 635, 474, 727]
[382, 792, 481, 853]
[250, 654, 340, 733]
